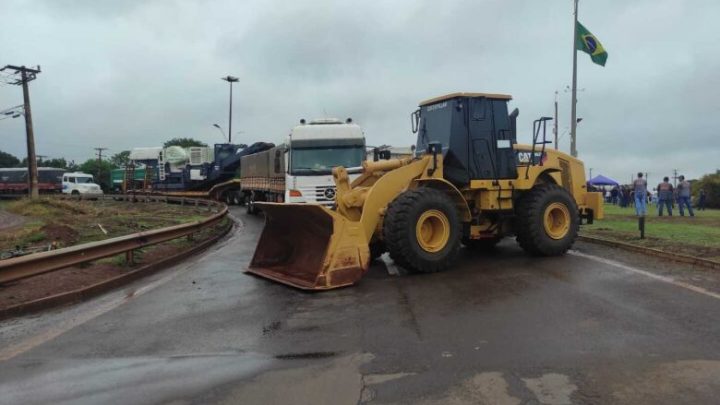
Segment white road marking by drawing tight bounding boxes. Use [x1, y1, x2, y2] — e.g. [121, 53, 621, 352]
[569, 250, 720, 301]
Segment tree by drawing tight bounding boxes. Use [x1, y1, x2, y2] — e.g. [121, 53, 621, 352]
[0, 150, 20, 168]
[110, 150, 131, 167]
[693, 172, 720, 209]
[78, 159, 116, 191]
[43, 158, 69, 169]
[163, 138, 207, 148]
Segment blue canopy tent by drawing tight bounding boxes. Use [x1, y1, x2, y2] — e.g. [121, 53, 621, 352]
[588, 174, 619, 186]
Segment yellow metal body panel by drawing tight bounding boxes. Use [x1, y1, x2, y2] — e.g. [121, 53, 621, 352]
[357, 157, 434, 243]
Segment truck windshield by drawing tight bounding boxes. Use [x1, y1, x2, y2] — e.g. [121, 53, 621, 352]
[76, 177, 95, 183]
[291, 146, 365, 175]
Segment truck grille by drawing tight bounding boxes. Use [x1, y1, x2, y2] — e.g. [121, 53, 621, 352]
[299, 186, 336, 206]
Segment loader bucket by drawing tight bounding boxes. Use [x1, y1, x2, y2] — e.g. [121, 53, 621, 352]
[247, 203, 370, 290]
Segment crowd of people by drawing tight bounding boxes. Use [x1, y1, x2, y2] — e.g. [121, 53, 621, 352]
[598, 172, 707, 217]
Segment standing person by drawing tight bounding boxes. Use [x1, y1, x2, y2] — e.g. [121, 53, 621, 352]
[676, 175, 695, 217]
[633, 172, 648, 216]
[611, 186, 619, 205]
[698, 189, 707, 211]
[657, 176, 673, 216]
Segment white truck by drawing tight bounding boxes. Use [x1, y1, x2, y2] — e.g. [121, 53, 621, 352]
[62, 172, 103, 196]
[240, 118, 366, 214]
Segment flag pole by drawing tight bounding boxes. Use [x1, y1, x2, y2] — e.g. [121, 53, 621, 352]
[570, 0, 579, 158]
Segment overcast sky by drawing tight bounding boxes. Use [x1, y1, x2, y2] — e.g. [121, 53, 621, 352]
[1, 0, 718, 184]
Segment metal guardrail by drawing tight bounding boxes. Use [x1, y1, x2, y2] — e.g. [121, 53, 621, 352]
[0, 195, 228, 284]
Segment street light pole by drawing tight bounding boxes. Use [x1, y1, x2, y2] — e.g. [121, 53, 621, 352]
[212, 124, 227, 142]
[221, 76, 238, 144]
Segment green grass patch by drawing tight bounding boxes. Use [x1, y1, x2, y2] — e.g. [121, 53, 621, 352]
[582, 203, 720, 260]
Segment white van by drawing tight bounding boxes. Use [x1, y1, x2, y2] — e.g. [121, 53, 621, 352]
[62, 172, 103, 195]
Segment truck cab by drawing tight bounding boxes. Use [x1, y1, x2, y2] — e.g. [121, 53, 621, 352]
[285, 118, 366, 206]
[62, 172, 103, 196]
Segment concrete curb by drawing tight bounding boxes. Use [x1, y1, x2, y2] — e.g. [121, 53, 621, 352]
[578, 235, 720, 270]
[0, 220, 234, 321]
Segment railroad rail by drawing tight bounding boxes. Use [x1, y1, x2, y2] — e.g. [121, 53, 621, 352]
[0, 195, 228, 284]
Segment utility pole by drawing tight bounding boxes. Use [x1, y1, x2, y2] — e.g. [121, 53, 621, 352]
[1, 64, 41, 199]
[589, 168, 593, 180]
[94, 147, 108, 184]
[221, 75, 239, 144]
[570, 0, 579, 158]
[672, 169, 679, 187]
[554, 91, 559, 150]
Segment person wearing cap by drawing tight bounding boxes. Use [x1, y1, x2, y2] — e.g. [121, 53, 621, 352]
[633, 172, 648, 216]
[676, 175, 695, 217]
[656, 176, 674, 216]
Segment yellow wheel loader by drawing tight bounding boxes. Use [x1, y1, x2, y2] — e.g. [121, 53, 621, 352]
[248, 93, 603, 290]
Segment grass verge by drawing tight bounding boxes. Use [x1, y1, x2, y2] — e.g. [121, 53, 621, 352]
[581, 204, 720, 261]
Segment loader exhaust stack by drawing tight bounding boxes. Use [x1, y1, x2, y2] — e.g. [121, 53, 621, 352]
[247, 203, 370, 290]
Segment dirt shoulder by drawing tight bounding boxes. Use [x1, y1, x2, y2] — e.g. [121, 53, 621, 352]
[0, 198, 228, 312]
[0, 209, 25, 232]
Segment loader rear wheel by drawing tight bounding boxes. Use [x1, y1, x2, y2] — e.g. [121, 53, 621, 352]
[384, 188, 461, 273]
[515, 184, 579, 256]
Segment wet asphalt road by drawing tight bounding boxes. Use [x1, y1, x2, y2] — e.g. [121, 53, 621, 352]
[2, 206, 720, 404]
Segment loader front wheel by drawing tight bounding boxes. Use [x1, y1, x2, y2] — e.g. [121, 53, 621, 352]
[384, 188, 461, 273]
[515, 184, 579, 256]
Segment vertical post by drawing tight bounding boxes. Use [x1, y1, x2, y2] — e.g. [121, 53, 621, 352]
[554, 91, 559, 150]
[21, 69, 39, 199]
[126, 249, 135, 265]
[570, 0, 579, 158]
[228, 81, 233, 144]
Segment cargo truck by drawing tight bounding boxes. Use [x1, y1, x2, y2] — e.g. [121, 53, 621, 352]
[240, 118, 366, 214]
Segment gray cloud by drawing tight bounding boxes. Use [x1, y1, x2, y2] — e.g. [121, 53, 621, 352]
[1, 0, 718, 182]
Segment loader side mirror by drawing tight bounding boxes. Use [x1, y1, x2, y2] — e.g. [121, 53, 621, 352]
[509, 108, 519, 142]
[411, 109, 420, 134]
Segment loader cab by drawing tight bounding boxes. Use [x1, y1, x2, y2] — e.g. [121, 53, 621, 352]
[414, 93, 518, 186]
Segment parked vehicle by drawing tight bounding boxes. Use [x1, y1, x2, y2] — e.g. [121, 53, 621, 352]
[240, 118, 366, 214]
[0, 167, 63, 194]
[62, 172, 103, 195]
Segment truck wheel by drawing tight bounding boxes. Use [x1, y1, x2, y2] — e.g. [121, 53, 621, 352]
[515, 184, 579, 256]
[462, 237, 502, 252]
[246, 194, 255, 215]
[383, 188, 461, 273]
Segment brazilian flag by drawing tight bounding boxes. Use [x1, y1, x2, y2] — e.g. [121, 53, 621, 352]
[576, 21, 608, 66]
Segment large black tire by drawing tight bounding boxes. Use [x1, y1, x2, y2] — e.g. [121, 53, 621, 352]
[383, 188, 461, 273]
[515, 184, 579, 256]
